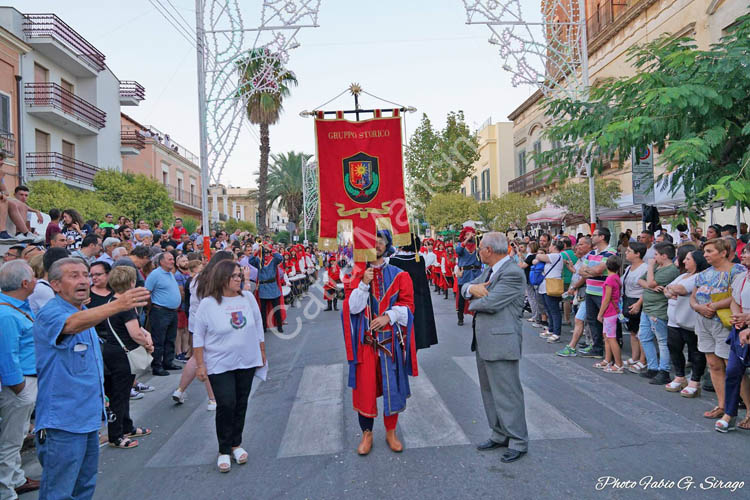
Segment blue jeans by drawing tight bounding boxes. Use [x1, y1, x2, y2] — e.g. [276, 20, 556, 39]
[543, 294, 562, 336]
[638, 313, 670, 371]
[36, 429, 98, 500]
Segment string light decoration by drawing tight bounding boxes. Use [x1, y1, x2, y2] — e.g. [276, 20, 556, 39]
[200, 0, 321, 185]
[461, 0, 598, 226]
[461, 0, 589, 100]
[302, 159, 318, 239]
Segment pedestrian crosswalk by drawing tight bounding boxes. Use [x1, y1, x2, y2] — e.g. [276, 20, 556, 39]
[126, 353, 710, 467]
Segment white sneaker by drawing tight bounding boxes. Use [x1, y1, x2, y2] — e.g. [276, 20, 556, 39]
[207, 400, 217, 411]
[172, 389, 186, 404]
[130, 388, 144, 400]
[539, 330, 553, 338]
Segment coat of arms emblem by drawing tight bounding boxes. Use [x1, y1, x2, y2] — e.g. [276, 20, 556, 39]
[343, 152, 380, 204]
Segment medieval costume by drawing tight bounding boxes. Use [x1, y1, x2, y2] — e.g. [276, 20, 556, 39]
[255, 245, 284, 332]
[389, 234, 439, 350]
[342, 231, 417, 455]
[442, 243, 457, 299]
[455, 226, 482, 326]
[324, 256, 341, 311]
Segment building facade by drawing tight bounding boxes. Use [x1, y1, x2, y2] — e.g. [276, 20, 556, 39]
[120, 113, 202, 220]
[206, 183, 289, 234]
[507, 0, 749, 226]
[460, 119, 515, 200]
[0, 8, 144, 190]
[0, 24, 29, 193]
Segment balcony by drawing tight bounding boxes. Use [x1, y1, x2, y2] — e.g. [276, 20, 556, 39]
[121, 128, 145, 156]
[0, 132, 15, 158]
[508, 167, 555, 194]
[146, 125, 200, 167]
[25, 83, 106, 135]
[119, 81, 145, 106]
[167, 184, 202, 210]
[26, 152, 100, 188]
[586, 0, 628, 41]
[23, 14, 105, 77]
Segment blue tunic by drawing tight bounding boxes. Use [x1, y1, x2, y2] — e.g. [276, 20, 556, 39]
[257, 253, 283, 299]
[455, 243, 482, 286]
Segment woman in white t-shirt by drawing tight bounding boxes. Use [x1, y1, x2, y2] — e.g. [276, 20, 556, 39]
[717, 244, 750, 431]
[622, 242, 648, 373]
[194, 259, 266, 472]
[534, 241, 565, 341]
[663, 246, 708, 397]
[133, 220, 153, 246]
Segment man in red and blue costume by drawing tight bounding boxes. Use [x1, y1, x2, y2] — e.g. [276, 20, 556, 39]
[342, 230, 417, 455]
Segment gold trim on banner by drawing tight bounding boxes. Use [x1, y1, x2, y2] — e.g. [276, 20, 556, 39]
[392, 232, 411, 247]
[319, 237, 338, 251]
[335, 201, 391, 219]
[354, 247, 376, 262]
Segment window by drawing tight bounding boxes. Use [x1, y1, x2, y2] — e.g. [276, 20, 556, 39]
[0, 93, 10, 133]
[62, 141, 75, 178]
[532, 141, 542, 170]
[461, 187, 466, 196]
[35, 129, 50, 152]
[481, 169, 491, 200]
[161, 161, 169, 185]
[517, 149, 526, 176]
[34, 63, 48, 83]
[470, 176, 479, 200]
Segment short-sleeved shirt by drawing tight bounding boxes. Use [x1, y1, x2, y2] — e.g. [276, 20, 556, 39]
[539, 253, 563, 295]
[602, 274, 621, 317]
[145, 267, 181, 309]
[34, 295, 106, 433]
[584, 246, 617, 296]
[63, 227, 84, 250]
[731, 271, 750, 314]
[641, 264, 681, 320]
[667, 273, 698, 329]
[133, 228, 153, 245]
[103, 307, 140, 350]
[561, 249, 578, 284]
[523, 254, 535, 281]
[622, 263, 648, 299]
[88, 290, 114, 338]
[0, 293, 36, 385]
[171, 226, 187, 241]
[693, 264, 747, 324]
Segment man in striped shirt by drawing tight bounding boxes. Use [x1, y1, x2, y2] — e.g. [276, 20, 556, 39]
[577, 228, 616, 358]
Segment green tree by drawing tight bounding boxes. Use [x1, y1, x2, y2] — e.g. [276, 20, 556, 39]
[405, 111, 480, 211]
[27, 180, 117, 221]
[538, 12, 750, 210]
[238, 49, 298, 235]
[477, 193, 540, 232]
[92, 170, 173, 223]
[551, 178, 622, 217]
[260, 151, 312, 228]
[424, 193, 479, 230]
[273, 230, 290, 244]
[181, 217, 199, 235]
[224, 218, 257, 234]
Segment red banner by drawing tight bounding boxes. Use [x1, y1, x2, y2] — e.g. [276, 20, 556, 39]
[315, 110, 410, 261]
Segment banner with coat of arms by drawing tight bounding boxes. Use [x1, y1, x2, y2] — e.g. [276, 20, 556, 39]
[314, 109, 411, 262]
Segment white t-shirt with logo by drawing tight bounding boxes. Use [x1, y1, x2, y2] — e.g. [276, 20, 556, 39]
[539, 253, 563, 295]
[193, 291, 265, 375]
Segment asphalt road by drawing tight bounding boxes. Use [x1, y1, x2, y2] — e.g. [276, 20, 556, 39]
[21, 279, 750, 499]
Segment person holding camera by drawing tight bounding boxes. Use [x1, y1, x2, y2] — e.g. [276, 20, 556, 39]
[455, 226, 482, 326]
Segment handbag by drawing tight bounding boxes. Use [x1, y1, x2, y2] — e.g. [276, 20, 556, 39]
[710, 291, 733, 328]
[543, 255, 564, 297]
[107, 315, 152, 377]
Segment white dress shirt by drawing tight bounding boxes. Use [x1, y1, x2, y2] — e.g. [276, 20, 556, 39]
[347, 263, 408, 326]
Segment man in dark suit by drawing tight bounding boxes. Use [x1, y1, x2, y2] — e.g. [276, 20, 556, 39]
[462, 232, 529, 463]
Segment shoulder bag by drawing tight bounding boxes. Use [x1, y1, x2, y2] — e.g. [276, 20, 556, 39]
[106, 313, 152, 377]
[543, 255, 564, 297]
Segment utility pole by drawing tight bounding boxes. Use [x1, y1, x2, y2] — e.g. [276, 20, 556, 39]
[195, 0, 211, 257]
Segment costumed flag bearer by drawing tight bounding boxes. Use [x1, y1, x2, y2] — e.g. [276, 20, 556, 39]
[456, 226, 482, 326]
[342, 230, 417, 455]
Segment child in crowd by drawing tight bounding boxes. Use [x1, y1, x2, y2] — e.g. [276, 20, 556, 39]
[596, 256, 623, 372]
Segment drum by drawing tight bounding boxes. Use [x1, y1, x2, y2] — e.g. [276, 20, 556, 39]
[290, 274, 305, 282]
[282, 285, 291, 298]
[335, 282, 345, 300]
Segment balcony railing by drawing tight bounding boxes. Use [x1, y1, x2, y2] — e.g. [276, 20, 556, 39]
[25, 82, 106, 130]
[586, 0, 628, 40]
[167, 184, 202, 209]
[508, 167, 553, 194]
[145, 125, 200, 166]
[26, 152, 100, 186]
[121, 129, 145, 150]
[119, 80, 145, 102]
[0, 132, 15, 158]
[23, 14, 106, 72]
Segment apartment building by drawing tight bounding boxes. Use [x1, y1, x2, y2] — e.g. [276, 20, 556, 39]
[0, 8, 144, 190]
[120, 113, 202, 220]
[207, 183, 289, 233]
[460, 119, 515, 200]
[507, 0, 749, 225]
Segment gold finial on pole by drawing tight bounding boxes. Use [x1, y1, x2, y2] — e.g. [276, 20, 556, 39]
[348, 83, 362, 96]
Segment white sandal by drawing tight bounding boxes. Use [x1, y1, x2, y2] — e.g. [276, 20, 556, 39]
[231, 447, 248, 464]
[217, 454, 231, 472]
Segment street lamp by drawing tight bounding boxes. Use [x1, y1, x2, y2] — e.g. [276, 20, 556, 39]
[462, 0, 598, 230]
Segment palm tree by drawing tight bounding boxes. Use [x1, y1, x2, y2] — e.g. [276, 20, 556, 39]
[262, 151, 313, 229]
[238, 49, 298, 234]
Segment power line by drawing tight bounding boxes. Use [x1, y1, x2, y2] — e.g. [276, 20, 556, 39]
[147, 0, 197, 47]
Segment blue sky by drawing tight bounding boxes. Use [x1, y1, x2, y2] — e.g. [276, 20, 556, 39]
[15, 0, 540, 187]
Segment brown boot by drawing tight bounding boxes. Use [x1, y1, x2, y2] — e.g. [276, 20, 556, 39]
[385, 429, 403, 452]
[357, 430, 373, 455]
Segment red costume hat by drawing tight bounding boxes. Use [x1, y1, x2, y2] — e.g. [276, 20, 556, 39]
[458, 226, 476, 241]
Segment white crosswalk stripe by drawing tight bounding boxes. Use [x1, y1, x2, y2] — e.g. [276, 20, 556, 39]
[524, 354, 707, 434]
[452, 356, 590, 441]
[277, 363, 345, 458]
